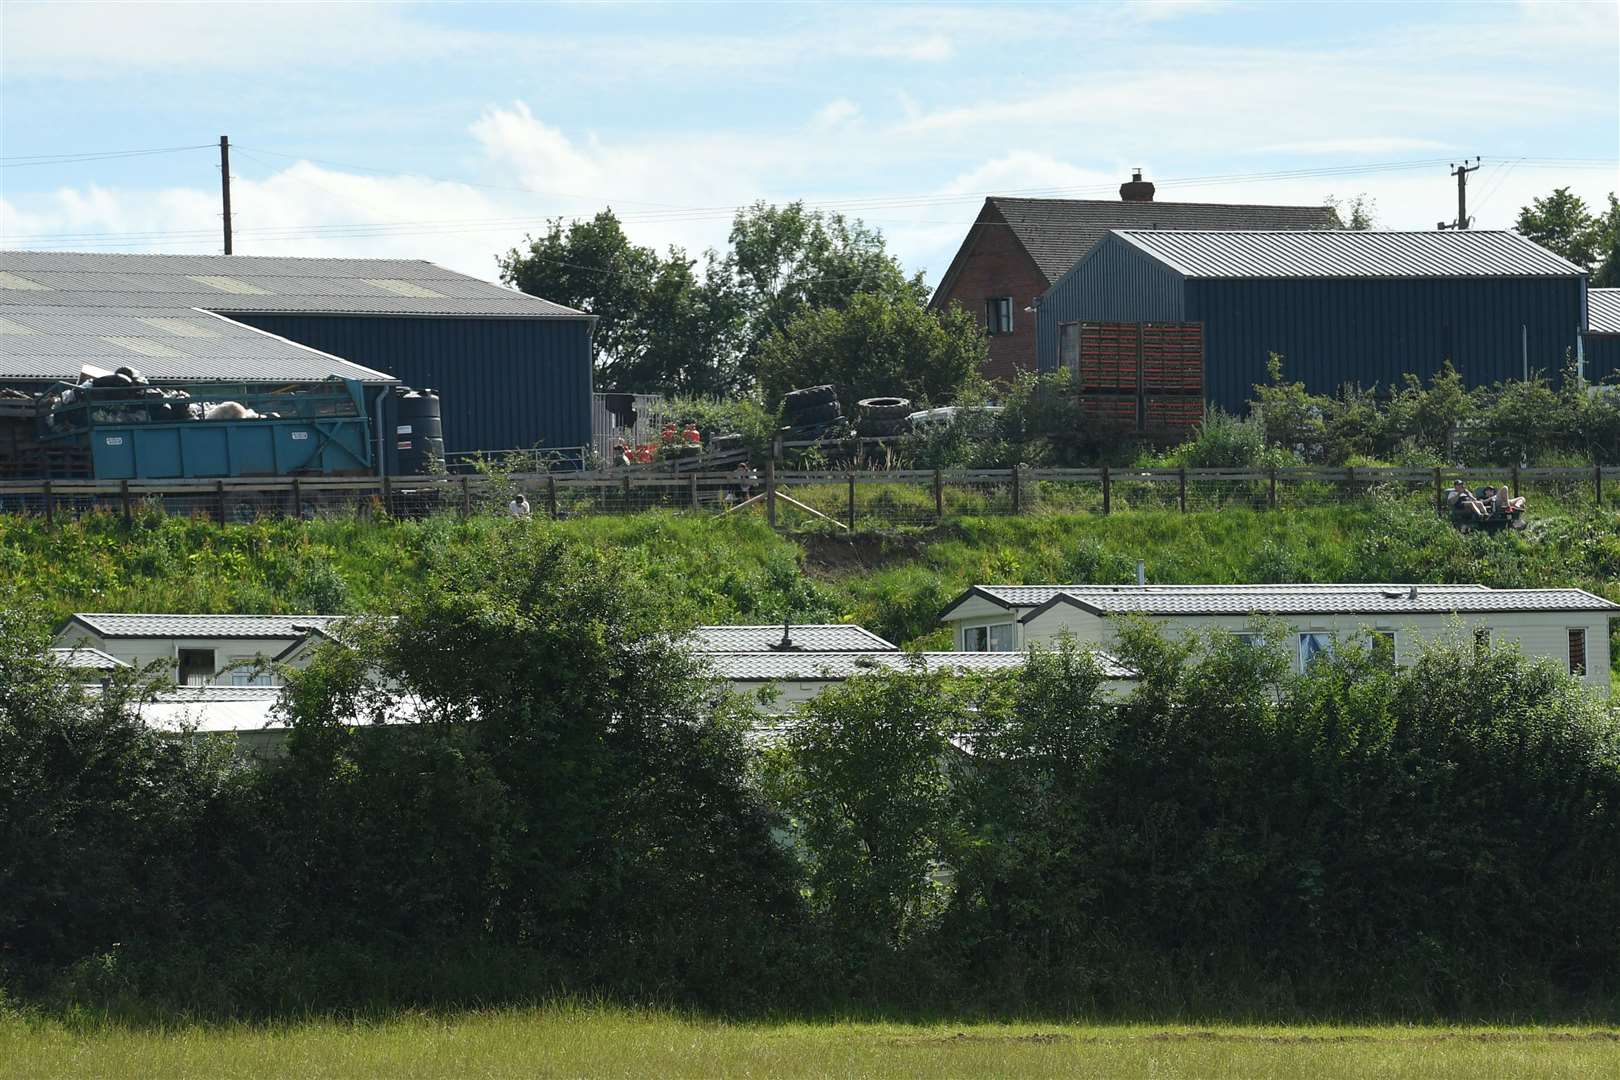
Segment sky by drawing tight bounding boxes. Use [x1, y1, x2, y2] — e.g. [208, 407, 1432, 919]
[3, 1, 1617, 288]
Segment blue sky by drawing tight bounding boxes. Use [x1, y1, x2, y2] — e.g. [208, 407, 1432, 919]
[3, 1, 1616, 284]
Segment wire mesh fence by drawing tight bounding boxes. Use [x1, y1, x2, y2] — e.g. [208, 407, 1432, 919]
[1, 465, 1615, 528]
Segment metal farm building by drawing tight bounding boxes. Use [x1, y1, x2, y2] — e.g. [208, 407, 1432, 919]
[0, 251, 595, 459]
[1035, 230, 1590, 413]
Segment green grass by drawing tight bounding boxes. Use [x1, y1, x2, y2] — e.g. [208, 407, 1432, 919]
[7, 499, 1620, 660]
[2, 1006, 1615, 1079]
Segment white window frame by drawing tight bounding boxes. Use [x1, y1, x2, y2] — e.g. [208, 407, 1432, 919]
[1298, 632, 1333, 672]
[963, 622, 1017, 652]
[1567, 627, 1588, 677]
[985, 297, 1013, 336]
[229, 670, 275, 687]
[176, 647, 216, 687]
[1058, 321, 1081, 374]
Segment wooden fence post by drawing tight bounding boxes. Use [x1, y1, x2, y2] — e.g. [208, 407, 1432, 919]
[1433, 467, 1444, 515]
[766, 459, 777, 526]
[933, 468, 944, 521]
[1177, 467, 1187, 513]
[1511, 462, 1520, 498]
[847, 473, 856, 531]
[42, 480, 54, 525]
[1345, 465, 1355, 500]
[291, 477, 302, 520]
[1101, 465, 1111, 515]
[1268, 466, 1278, 510]
[120, 480, 131, 523]
[689, 472, 699, 510]
[622, 472, 632, 509]
[547, 472, 558, 518]
[1595, 464, 1603, 508]
[215, 480, 227, 523]
[1011, 466, 1022, 514]
[460, 475, 472, 517]
[382, 475, 393, 517]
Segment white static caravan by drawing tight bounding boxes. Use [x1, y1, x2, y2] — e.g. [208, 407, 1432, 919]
[703, 649, 1136, 714]
[53, 613, 346, 687]
[939, 583, 1618, 695]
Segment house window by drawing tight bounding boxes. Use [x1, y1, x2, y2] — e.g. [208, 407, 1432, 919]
[964, 623, 1016, 652]
[1369, 630, 1396, 668]
[1568, 628, 1587, 676]
[230, 670, 275, 687]
[177, 648, 216, 686]
[985, 297, 1013, 336]
[1298, 633, 1333, 671]
[1059, 322, 1081, 374]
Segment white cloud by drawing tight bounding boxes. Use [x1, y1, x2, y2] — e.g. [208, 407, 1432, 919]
[812, 100, 862, 130]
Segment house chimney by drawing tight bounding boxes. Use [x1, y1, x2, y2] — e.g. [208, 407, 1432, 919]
[1120, 169, 1155, 202]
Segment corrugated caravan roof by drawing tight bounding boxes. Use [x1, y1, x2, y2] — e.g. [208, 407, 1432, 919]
[1015, 583, 1617, 619]
[1111, 229, 1583, 280]
[1589, 288, 1620, 333]
[0, 305, 393, 383]
[985, 198, 1338, 283]
[64, 613, 347, 639]
[0, 251, 587, 319]
[49, 646, 130, 670]
[705, 650, 1135, 681]
[690, 624, 897, 652]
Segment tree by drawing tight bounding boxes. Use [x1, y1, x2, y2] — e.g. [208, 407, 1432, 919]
[1324, 193, 1377, 230]
[1515, 187, 1607, 271]
[721, 202, 928, 380]
[498, 211, 742, 396]
[1592, 193, 1620, 288]
[754, 290, 986, 410]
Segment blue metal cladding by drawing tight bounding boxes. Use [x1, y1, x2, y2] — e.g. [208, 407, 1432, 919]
[230, 314, 594, 455]
[1036, 239, 1186, 371]
[1036, 234, 1586, 412]
[1185, 276, 1584, 413]
[1584, 334, 1620, 385]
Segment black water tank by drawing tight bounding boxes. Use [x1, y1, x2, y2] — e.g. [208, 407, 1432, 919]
[390, 387, 444, 475]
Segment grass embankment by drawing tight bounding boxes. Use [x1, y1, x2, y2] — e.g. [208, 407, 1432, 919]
[7, 501, 1619, 654]
[2, 1007, 1615, 1080]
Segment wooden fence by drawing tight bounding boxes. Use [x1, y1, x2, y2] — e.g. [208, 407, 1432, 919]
[1, 464, 1615, 528]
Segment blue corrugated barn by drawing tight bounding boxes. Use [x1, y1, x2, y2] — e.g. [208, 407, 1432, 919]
[1584, 288, 1620, 384]
[1036, 230, 1589, 412]
[0, 251, 595, 459]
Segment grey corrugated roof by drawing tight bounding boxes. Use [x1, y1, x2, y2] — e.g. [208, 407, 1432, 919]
[49, 646, 130, 670]
[1111, 229, 1582, 279]
[0, 251, 587, 319]
[0, 305, 394, 383]
[988, 197, 1339, 283]
[1589, 288, 1620, 333]
[705, 650, 1134, 681]
[690, 624, 897, 653]
[1014, 584, 1617, 619]
[64, 613, 346, 639]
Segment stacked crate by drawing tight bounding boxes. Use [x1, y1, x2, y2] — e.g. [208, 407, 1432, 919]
[1074, 322, 1205, 438]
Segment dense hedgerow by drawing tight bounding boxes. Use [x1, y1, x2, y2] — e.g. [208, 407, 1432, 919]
[3, 527, 1619, 1019]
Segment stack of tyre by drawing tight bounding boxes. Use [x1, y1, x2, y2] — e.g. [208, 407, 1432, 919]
[856, 396, 912, 439]
[780, 384, 845, 438]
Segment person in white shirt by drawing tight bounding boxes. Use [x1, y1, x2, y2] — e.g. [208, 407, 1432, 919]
[509, 492, 532, 518]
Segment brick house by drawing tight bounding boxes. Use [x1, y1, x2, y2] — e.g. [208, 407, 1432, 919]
[928, 174, 1340, 381]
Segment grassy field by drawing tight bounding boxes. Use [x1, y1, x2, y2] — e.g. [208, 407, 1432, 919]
[3, 1007, 1615, 1080]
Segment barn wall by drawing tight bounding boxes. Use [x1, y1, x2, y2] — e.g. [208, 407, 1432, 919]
[231, 314, 594, 456]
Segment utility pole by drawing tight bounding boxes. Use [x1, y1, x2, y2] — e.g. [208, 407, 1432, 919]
[218, 135, 233, 254]
[1437, 157, 1480, 230]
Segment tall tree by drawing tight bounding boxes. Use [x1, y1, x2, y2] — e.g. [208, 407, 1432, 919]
[1592, 194, 1620, 288]
[720, 202, 928, 380]
[498, 211, 742, 396]
[1324, 193, 1377, 230]
[1515, 187, 1605, 270]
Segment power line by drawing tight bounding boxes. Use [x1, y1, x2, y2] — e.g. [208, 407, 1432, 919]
[0, 143, 216, 168]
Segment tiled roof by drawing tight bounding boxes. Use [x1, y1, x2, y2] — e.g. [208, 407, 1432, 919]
[64, 613, 347, 639]
[0, 305, 394, 383]
[48, 646, 130, 670]
[1111, 229, 1582, 279]
[690, 624, 897, 652]
[0, 251, 587, 319]
[989, 197, 1339, 283]
[1016, 584, 1618, 619]
[1589, 288, 1620, 333]
[705, 650, 1134, 681]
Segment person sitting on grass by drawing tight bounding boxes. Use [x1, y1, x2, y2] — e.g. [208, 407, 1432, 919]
[1447, 480, 1485, 521]
[508, 492, 531, 519]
